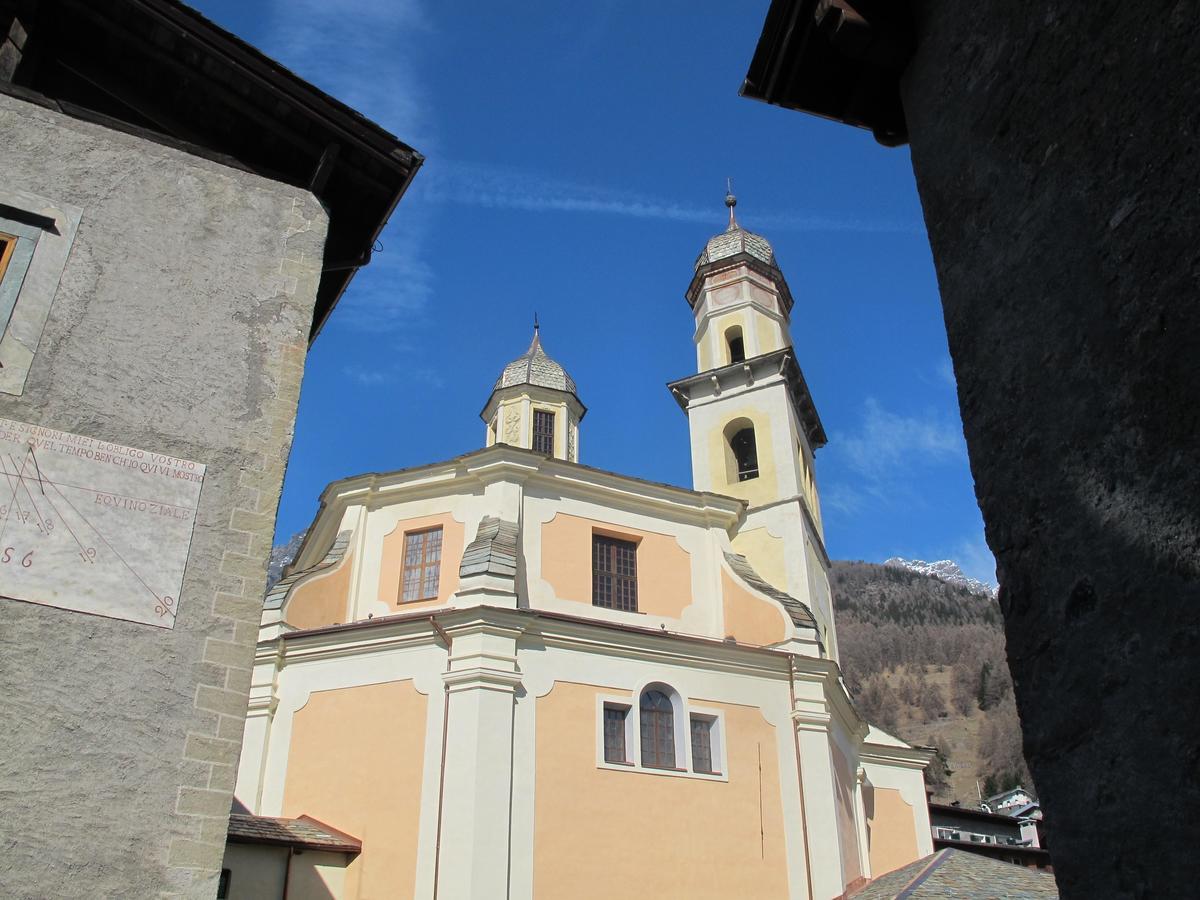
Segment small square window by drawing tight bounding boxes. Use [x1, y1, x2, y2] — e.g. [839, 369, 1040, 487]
[401, 526, 443, 602]
[603, 704, 629, 763]
[690, 715, 716, 774]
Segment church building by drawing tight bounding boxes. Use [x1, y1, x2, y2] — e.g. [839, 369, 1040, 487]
[228, 196, 935, 900]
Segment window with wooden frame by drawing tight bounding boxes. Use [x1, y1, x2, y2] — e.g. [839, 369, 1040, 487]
[592, 534, 637, 611]
[401, 526, 443, 602]
[532, 409, 555, 455]
[639, 689, 676, 769]
[690, 715, 716, 774]
[0, 233, 15, 284]
[0, 216, 42, 340]
[603, 704, 630, 764]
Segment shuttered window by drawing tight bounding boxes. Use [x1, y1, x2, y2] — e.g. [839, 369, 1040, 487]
[401, 527, 442, 601]
[533, 409, 555, 454]
[592, 534, 637, 611]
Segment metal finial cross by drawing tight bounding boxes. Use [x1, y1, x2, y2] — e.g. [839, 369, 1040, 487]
[725, 177, 738, 228]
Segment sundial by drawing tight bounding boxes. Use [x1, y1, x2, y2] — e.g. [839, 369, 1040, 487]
[0, 416, 205, 628]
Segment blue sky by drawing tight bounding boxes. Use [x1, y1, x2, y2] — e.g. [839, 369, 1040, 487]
[192, 0, 996, 586]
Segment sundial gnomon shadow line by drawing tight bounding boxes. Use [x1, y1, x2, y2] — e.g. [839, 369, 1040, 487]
[0, 443, 182, 621]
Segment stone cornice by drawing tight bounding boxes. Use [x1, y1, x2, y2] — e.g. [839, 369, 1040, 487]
[667, 348, 826, 449]
[292, 446, 746, 568]
[685, 251, 795, 313]
[860, 741, 936, 770]
[270, 604, 795, 681]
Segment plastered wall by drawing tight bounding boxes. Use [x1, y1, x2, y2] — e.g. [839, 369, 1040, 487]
[0, 93, 326, 899]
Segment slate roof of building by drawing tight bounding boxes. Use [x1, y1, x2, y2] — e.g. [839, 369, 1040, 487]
[849, 849, 1058, 899]
[493, 329, 577, 395]
[227, 814, 361, 854]
[459, 516, 519, 578]
[695, 221, 778, 272]
[724, 551, 816, 629]
[264, 529, 352, 610]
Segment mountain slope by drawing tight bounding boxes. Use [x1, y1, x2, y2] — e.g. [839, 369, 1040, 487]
[884, 557, 997, 597]
[832, 560, 1031, 803]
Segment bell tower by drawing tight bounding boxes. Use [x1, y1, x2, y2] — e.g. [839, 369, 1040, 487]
[668, 191, 839, 655]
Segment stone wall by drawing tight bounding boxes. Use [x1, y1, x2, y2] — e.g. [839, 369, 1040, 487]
[0, 93, 327, 898]
[901, 2, 1200, 895]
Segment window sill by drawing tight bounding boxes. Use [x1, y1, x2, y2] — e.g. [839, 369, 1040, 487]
[596, 759, 728, 783]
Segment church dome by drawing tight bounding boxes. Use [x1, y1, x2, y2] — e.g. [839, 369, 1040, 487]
[493, 328, 577, 395]
[694, 190, 777, 272]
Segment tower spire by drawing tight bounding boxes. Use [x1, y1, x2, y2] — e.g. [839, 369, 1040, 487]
[725, 177, 738, 230]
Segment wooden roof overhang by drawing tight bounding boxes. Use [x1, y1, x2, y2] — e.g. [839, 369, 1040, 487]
[740, 0, 915, 147]
[0, 0, 423, 341]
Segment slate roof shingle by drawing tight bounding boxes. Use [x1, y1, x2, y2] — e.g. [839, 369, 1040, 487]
[459, 516, 519, 578]
[227, 814, 361, 854]
[849, 848, 1058, 899]
[723, 551, 816, 629]
[263, 530, 352, 610]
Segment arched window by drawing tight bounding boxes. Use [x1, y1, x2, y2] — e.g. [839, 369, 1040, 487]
[730, 426, 759, 481]
[725, 325, 745, 364]
[640, 689, 676, 769]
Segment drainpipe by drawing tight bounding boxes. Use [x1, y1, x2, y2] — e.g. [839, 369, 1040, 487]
[430, 615, 452, 900]
[281, 845, 294, 899]
[788, 656, 816, 900]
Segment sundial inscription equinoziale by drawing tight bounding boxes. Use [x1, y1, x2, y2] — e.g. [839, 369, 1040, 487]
[0, 416, 205, 628]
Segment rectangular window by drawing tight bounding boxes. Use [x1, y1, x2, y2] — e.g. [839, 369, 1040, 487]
[0, 217, 42, 339]
[690, 716, 715, 773]
[0, 233, 15, 283]
[603, 705, 629, 763]
[217, 869, 231, 899]
[592, 534, 637, 611]
[401, 527, 443, 602]
[533, 409, 555, 455]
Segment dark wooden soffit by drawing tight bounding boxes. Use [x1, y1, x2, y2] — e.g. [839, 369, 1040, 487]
[0, 0, 424, 342]
[740, 0, 915, 147]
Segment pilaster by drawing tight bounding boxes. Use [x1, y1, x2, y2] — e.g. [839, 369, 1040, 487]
[435, 617, 524, 899]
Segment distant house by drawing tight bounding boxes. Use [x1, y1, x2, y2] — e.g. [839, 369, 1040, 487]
[984, 786, 1037, 814]
[928, 802, 1051, 870]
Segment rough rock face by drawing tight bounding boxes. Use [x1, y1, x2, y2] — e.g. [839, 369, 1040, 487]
[901, 1, 1200, 896]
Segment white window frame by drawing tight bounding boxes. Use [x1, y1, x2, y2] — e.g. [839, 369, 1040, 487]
[594, 685, 728, 782]
[0, 189, 82, 396]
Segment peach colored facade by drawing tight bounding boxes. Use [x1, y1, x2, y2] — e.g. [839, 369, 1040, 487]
[232, 211, 934, 899]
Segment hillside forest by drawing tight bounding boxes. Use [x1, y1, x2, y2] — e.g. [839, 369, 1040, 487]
[831, 561, 1033, 803]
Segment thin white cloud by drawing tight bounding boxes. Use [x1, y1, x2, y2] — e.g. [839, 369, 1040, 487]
[343, 365, 392, 387]
[265, 0, 431, 142]
[263, 0, 435, 331]
[417, 160, 923, 234]
[954, 532, 999, 589]
[936, 358, 957, 388]
[837, 398, 965, 481]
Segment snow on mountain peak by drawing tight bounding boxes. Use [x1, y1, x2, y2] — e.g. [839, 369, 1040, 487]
[884, 557, 997, 597]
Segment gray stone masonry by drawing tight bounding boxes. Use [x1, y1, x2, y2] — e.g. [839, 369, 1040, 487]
[901, 2, 1200, 896]
[0, 92, 326, 898]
